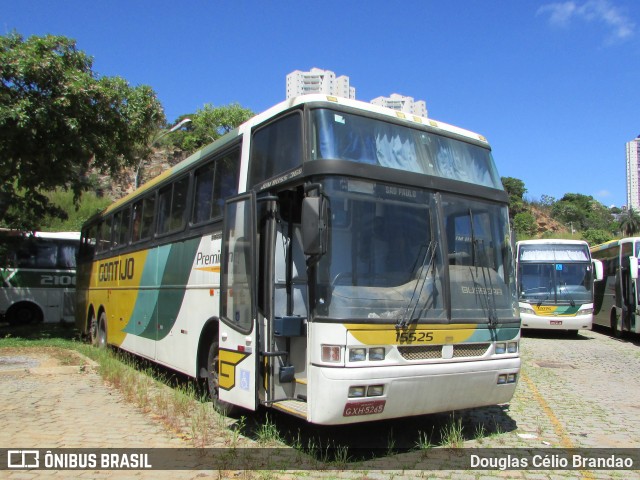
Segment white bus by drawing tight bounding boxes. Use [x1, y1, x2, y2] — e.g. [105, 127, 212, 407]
[591, 237, 640, 336]
[0, 230, 80, 325]
[76, 95, 520, 425]
[516, 239, 602, 335]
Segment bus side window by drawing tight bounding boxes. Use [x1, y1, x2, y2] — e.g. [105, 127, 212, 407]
[158, 176, 190, 235]
[213, 151, 240, 218]
[193, 162, 214, 224]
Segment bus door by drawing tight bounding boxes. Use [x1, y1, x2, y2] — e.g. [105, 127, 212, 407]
[620, 243, 636, 332]
[219, 193, 258, 410]
[267, 192, 308, 409]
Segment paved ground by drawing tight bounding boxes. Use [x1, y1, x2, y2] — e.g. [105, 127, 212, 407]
[0, 328, 639, 479]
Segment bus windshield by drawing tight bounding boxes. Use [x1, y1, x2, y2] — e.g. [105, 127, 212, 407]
[310, 108, 503, 189]
[518, 244, 593, 305]
[312, 178, 517, 323]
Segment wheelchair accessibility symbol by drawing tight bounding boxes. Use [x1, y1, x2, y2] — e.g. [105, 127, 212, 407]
[239, 369, 250, 391]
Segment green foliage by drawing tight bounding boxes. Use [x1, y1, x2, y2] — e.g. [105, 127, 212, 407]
[0, 32, 165, 229]
[551, 193, 615, 233]
[618, 208, 640, 237]
[581, 229, 614, 246]
[513, 211, 537, 238]
[174, 103, 254, 153]
[501, 177, 527, 217]
[40, 189, 112, 231]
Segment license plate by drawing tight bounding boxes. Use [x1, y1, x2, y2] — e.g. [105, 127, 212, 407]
[550, 320, 563, 325]
[343, 399, 386, 417]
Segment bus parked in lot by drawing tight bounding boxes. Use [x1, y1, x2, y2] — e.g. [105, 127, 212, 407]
[0, 230, 80, 325]
[590, 237, 640, 336]
[76, 95, 520, 425]
[516, 239, 602, 335]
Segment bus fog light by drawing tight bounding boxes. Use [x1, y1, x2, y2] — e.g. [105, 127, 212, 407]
[507, 342, 518, 353]
[507, 373, 517, 383]
[495, 343, 506, 354]
[367, 385, 384, 397]
[369, 347, 385, 361]
[349, 348, 366, 362]
[348, 386, 366, 398]
[322, 345, 342, 363]
[497, 374, 507, 384]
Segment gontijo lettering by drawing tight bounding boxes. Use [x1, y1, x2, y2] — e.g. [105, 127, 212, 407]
[98, 258, 134, 282]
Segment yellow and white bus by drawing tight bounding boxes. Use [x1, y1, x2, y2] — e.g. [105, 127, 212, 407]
[0, 230, 80, 325]
[76, 95, 520, 425]
[591, 237, 640, 336]
[516, 239, 602, 335]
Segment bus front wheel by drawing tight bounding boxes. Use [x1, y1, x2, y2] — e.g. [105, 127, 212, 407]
[6, 302, 43, 326]
[206, 340, 240, 417]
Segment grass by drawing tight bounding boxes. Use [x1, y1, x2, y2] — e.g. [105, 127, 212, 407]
[0, 323, 250, 451]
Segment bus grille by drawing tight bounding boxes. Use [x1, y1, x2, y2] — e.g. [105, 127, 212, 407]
[398, 343, 490, 360]
[398, 345, 441, 360]
[452, 343, 490, 357]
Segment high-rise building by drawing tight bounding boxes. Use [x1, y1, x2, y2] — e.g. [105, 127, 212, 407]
[627, 135, 640, 211]
[286, 68, 356, 99]
[370, 93, 428, 117]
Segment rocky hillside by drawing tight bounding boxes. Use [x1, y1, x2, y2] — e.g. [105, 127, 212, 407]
[529, 205, 569, 237]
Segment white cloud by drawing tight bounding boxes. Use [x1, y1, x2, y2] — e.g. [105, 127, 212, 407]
[537, 0, 635, 44]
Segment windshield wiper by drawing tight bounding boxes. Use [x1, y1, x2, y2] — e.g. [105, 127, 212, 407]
[469, 209, 498, 327]
[396, 240, 437, 329]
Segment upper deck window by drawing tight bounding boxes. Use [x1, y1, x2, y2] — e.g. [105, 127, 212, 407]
[249, 113, 302, 187]
[310, 109, 502, 189]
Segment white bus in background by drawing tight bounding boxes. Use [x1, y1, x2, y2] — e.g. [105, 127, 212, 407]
[590, 237, 640, 336]
[0, 230, 80, 325]
[516, 239, 602, 335]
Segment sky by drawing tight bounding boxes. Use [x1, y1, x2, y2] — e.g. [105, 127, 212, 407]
[2, 0, 639, 208]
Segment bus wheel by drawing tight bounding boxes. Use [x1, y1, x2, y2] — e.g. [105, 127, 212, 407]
[206, 340, 240, 417]
[88, 312, 98, 346]
[611, 312, 620, 338]
[6, 302, 43, 326]
[97, 312, 108, 348]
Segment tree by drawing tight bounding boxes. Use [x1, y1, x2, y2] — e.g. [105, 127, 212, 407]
[501, 177, 527, 217]
[0, 32, 165, 229]
[551, 193, 615, 233]
[513, 211, 538, 239]
[582, 229, 613, 246]
[178, 103, 254, 153]
[619, 208, 640, 237]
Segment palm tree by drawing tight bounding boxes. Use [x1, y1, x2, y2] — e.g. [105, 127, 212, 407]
[619, 208, 640, 237]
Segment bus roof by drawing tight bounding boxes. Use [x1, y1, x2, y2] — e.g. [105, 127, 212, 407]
[0, 229, 80, 241]
[516, 239, 589, 247]
[590, 237, 640, 252]
[100, 94, 492, 217]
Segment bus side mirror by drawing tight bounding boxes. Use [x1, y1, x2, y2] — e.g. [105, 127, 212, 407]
[630, 257, 639, 280]
[302, 196, 328, 256]
[593, 259, 604, 281]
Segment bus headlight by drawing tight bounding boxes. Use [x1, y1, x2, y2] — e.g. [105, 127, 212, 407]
[367, 385, 384, 397]
[495, 342, 506, 354]
[348, 386, 366, 398]
[349, 348, 366, 362]
[507, 342, 518, 353]
[369, 347, 386, 361]
[519, 305, 535, 315]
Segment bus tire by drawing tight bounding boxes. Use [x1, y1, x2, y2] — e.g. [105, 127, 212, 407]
[611, 311, 620, 338]
[97, 312, 108, 348]
[206, 340, 240, 417]
[88, 311, 98, 346]
[6, 302, 43, 326]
